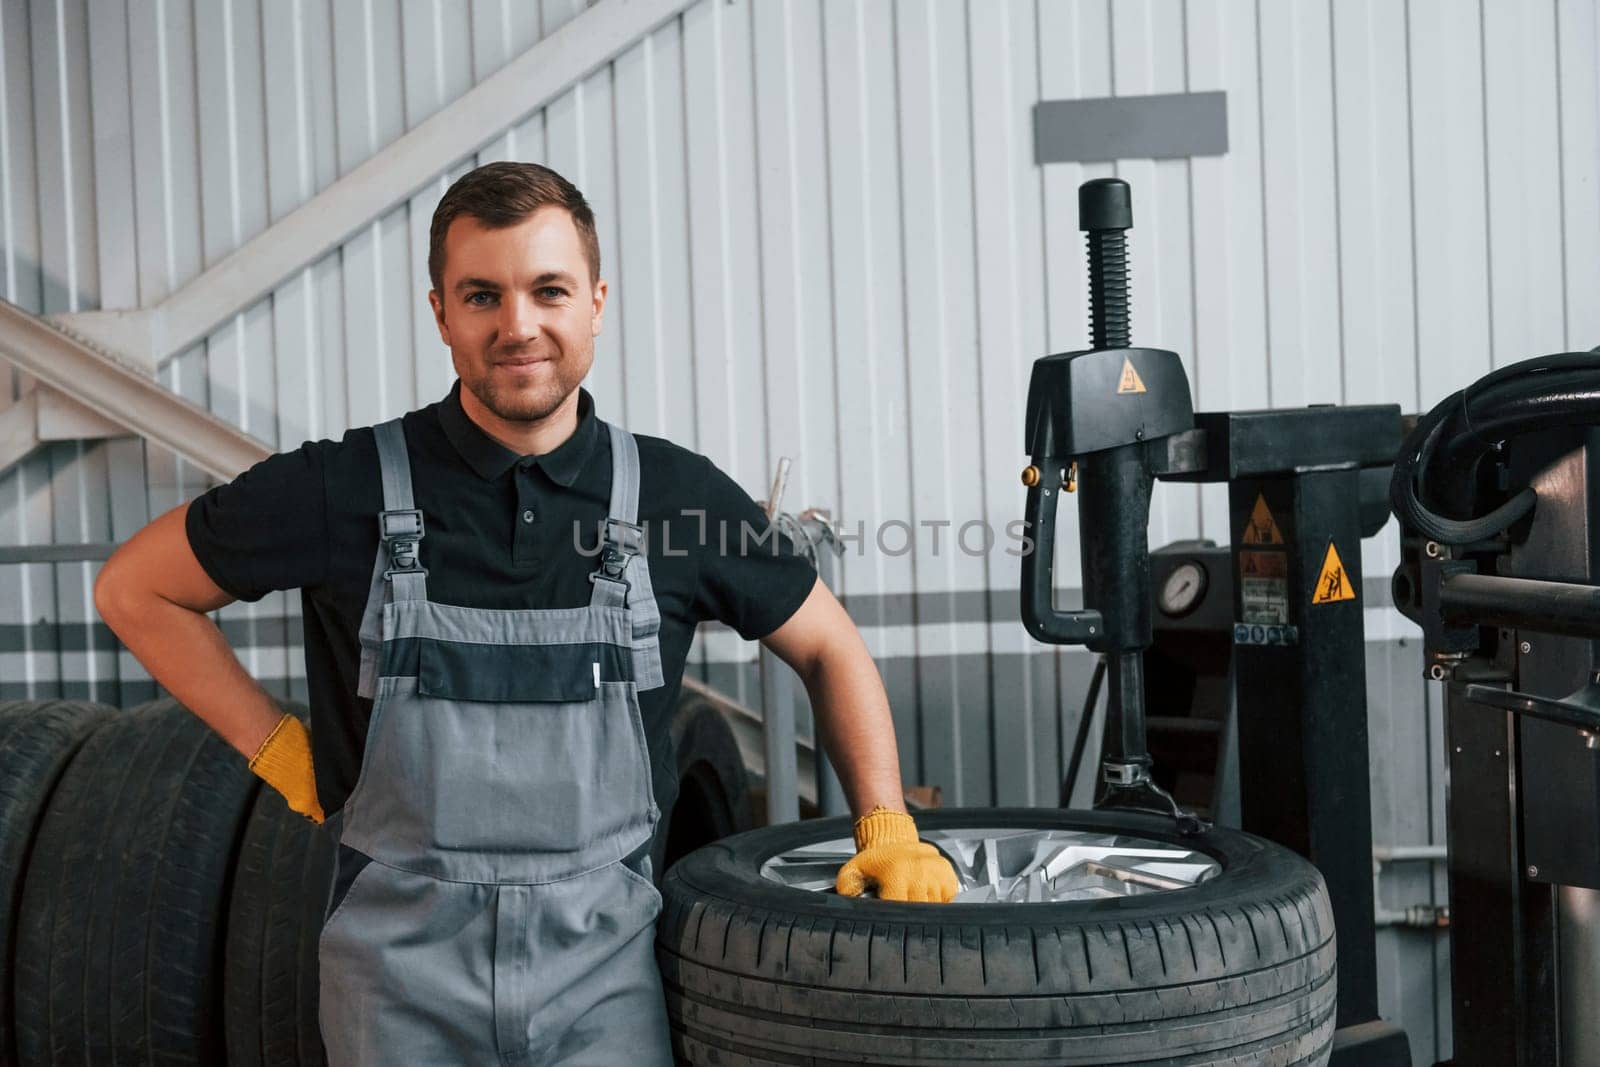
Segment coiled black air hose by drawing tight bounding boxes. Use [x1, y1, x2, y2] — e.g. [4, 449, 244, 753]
[1391, 352, 1600, 545]
[1436, 377, 1600, 463]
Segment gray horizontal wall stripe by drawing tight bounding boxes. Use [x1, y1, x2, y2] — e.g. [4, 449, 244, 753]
[0, 615, 305, 651]
[0, 543, 119, 563]
[0, 675, 302, 704]
[831, 575, 1393, 626]
[0, 579, 1396, 652]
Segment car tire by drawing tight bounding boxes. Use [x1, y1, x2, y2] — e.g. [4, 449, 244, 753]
[14, 697, 258, 1065]
[658, 807, 1335, 1065]
[0, 699, 114, 1065]
[224, 705, 335, 1067]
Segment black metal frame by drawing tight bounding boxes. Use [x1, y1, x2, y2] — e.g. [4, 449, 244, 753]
[1398, 429, 1600, 1065]
[1171, 406, 1401, 1036]
[1440, 676, 1560, 1066]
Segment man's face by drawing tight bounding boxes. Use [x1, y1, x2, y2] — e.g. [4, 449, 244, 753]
[428, 206, 606, 423]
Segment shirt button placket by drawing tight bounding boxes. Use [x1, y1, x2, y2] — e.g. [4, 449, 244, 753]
[514, 462, 539, 564]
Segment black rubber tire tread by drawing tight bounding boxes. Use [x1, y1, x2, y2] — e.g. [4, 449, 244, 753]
[658, 808, 1336, 1066]
[0, 699, 116, 1067]
[14, 696, 259, 1066]
[224, 711, 335, 1067]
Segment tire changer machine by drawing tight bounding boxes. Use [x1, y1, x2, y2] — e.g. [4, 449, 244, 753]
[1021, 178, 1600, 1066]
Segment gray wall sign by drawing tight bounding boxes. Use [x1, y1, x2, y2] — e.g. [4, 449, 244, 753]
[1035, 91, 1229, 164]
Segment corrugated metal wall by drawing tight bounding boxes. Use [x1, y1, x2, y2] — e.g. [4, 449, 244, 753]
[4, 0, 1599, 1057]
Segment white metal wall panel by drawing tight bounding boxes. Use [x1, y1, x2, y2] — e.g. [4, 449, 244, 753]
[681, 0, 764, 707]
[1186, 0, 1270, 546]
[969, 0, 1037, 807]
[86, 2, 134, 310]
[1, 0, 39, 698]
[750, 1, 840, 534]
[1113, 2, 1202, 554]
[820, 0, 925, 793]
[4, 3, 1599, 1054]
[614, 18, 694, 441]
[29, 0, 95, 315]
[893, 0, 992, 804]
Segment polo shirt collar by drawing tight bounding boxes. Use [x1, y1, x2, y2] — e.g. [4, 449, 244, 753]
[439, 379, 599, 487]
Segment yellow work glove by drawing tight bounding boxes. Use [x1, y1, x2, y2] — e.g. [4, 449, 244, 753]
[835, 807, 959, 903]
[248, 714, 325, 824]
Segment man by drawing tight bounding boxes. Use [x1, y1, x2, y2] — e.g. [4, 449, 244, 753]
[94, 162, 956, 1065]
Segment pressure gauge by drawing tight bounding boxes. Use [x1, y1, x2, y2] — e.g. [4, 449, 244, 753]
[1158, 560, 1208, 617]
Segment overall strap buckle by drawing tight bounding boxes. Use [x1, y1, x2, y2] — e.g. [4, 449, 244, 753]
[380, 508, 428, 579]
[588, 517, 644, 589]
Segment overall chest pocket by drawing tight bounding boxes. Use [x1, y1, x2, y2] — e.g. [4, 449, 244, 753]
[381, 635, 655, 861]
[415, 637, 634, 703]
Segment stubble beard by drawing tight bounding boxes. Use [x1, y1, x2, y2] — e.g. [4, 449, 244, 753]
[461, 339, 592, 424]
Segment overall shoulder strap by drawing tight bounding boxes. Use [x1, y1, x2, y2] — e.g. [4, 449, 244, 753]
[355, 418, 427, 697]
[587, 422, 664, 689]
[588, 422, 642, 609]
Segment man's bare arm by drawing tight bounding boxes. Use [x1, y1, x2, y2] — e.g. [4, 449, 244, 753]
[93, 501, 284, 759]
[760, 576, 906, 816]
[762, 576, 958, 902]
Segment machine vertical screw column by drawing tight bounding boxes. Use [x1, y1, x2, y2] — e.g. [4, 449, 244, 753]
[1080, 178, 1133, 352]
[1075, 176, 1156, 791]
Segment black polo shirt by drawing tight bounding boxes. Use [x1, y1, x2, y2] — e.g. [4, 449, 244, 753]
[186, 380, 816, 827]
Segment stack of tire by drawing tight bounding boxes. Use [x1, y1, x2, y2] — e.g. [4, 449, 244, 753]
[0, 689, 759, 1065]
[0, 697, 332, 1066]
[1, 697, 1338, 1065]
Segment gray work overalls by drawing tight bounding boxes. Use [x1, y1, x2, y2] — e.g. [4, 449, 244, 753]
[317, 416, 674, 1066]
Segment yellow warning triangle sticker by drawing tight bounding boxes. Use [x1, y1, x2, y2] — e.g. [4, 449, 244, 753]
[1116, 357, 1147, 395]
[1240, 494, 1284, 545]
[1312, 541, 1357, 604]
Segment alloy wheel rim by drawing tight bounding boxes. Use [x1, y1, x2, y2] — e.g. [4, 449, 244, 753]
[758, 826, 1222, 902]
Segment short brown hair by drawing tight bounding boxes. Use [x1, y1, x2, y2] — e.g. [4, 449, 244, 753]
[427, 162, 600, 292]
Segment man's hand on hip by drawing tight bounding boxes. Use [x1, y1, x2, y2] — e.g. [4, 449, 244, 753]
[249, 713, 325, 824]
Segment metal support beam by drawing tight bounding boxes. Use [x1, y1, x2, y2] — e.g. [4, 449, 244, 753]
[35, 386, 130, 441]
[0, 383, 134, 473]
[0, 391, 40, 473]
[759, 458, 802, 824]
[1229, 466, 1381, 1029]
[0, 300, 269, 481]
[48, 309, 158, 374]
[759, 647, 801, 823]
